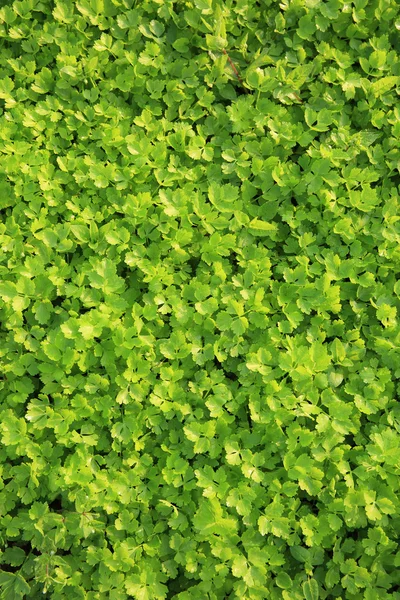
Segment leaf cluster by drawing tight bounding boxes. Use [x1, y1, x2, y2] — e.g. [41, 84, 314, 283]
[1, 0, 400, 599]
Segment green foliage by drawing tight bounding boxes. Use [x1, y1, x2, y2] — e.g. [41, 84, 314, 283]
[0, 0, 400, 599]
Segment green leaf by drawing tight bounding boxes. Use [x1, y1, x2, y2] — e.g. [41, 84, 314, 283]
[290, 546, 310, 564]
[70, 224, 90, 243]
[325, 566, 340, 589]
[276, 572, 292, 589]
[206, 35, 227, 50]
[216, 311, 232, 331]
[0, 572, 30, 599]
[173, 38, 189, 53]
[297, 14, 316, 40]
[303, 578, 319, 600]
[248, 219, 278, 236]
[0, 282, 18, 302]
[193, 498, 237, 536]
[208, 182, 239, 213]
[0, 77, 14, 98]
[309, 342, 331, 372]
[31, 68, 53, 94]
[371, 76, 398, 96]
[33, 301, 52, 324]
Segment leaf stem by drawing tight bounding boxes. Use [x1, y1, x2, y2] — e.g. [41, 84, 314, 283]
[222, 48, 248, 93]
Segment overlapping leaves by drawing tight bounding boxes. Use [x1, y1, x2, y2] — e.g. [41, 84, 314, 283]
[1, 0, 400, 599]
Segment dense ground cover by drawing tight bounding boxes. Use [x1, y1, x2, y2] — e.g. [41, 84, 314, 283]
[0, 0, 400, 598]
